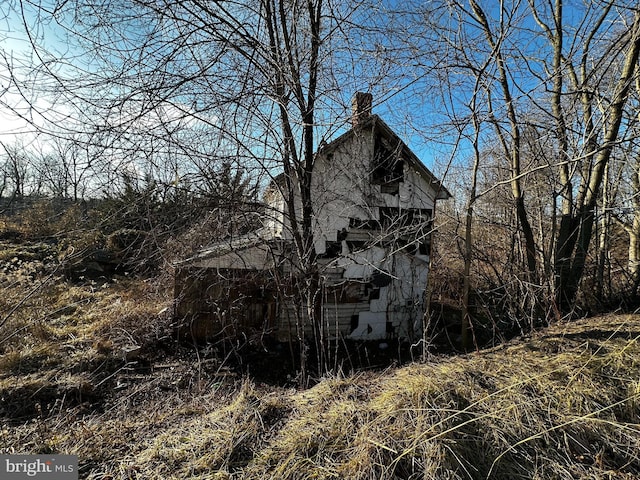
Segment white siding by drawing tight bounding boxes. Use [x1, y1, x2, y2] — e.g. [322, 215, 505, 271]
[256, 118, 440, 342]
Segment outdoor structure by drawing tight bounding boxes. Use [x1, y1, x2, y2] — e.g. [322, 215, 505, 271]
[174, 93, 451, 344]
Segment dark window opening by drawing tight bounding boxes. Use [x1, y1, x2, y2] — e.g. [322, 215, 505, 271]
[323, 241, 342, 258]
[348, 209, 433, 238]
[350, 314, 360, 333]
[379, 207, 433, 230]
[346, 240, 367, 252]
[372, 136, 404, 193]
[396, 238, 416, 254]
[371, 271, 392, 287]
[368, 287, 380, 300]
[380, 182, 400, 195]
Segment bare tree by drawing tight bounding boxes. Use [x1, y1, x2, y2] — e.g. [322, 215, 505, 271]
[609, 75, 640, 298]
[532, 2, 640, 313]
[0, 141, 30, 200]
[408, 1, 640, 326]
[8, 0, 401, 376]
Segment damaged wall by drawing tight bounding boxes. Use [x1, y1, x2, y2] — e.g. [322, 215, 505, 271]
[267, 117, 437, 343]
[174, 100, 450, 345]
[175, 265, 278, 341]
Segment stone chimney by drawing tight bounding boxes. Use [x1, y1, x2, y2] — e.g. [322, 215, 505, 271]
[351, 92, 373, 127]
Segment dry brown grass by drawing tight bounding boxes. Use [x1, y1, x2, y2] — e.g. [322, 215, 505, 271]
[239, 316, 639, 480]
[1, 241, 174, 423]
[4, 313, 639, 479]
[1, 243, 639, 478]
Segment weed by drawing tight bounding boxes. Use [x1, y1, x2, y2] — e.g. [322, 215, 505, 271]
[1, 240, 639, 478]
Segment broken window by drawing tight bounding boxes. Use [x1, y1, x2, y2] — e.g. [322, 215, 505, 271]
[371, 271, 392, 287]
[323, 241, 342, 258]
[350, 314, 360, 333]
[346, 239, 367, 252]
[348, 208, 433, 237]
[372, 136, 404, 194]
[419, 242, 431, 256]
[379, 207, 433, 230]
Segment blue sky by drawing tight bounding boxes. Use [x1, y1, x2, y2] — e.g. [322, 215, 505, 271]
[0, 1, 74, 145]
[1, 0, 628, 194]
[0, 1, 445, 165]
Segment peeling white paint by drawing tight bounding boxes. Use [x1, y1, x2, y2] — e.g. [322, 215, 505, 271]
[177, 108, 450, 344]
[349, 311, 387, 340]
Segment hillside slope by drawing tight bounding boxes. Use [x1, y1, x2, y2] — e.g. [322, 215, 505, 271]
[3, 303, 639, 478]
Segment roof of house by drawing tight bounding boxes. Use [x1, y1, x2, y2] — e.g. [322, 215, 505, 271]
[318, 114, 452, 200]
[179, 108, 451, 266]
[267, 113, 451, 200]
[176, 229, 283, 268]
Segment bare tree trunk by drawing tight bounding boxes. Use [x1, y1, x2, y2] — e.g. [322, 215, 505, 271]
[263, 0, 328, 378]
[470, 0, 538, 284]
[596, 164, 611, 301]
[461, 141, 480, 351]
[554, 8, 640, 313]
[627, 158, 640, 296]
[460, 50, 491, 351]
[629, 217, 640, 295]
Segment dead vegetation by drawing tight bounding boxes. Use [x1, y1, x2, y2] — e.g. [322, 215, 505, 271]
[1, 240, 639, 479]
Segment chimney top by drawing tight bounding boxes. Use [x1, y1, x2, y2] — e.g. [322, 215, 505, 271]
[351, 92, 373, 127]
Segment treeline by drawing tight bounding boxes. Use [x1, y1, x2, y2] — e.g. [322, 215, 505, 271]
[430, 150, 640, 348]
[0, 159, 261, 277]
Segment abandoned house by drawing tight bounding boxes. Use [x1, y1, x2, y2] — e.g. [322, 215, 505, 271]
[174, 93, 451, 344]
